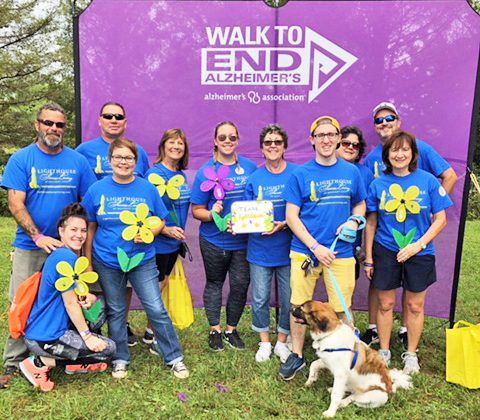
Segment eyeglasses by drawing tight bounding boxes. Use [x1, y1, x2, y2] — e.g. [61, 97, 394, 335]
[101, 113, 126, 121]
[37, 119, 66, 129]
[313, 132, 338, 140]
[340, 140, 360, 150]
[111, 155, 135, 163]
[374, 115, 397, 125]
[217, 134, 238, 142]
[263, 140, 284, 146]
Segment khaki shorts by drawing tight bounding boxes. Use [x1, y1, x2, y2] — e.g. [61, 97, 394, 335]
[290, 250, 355, 313]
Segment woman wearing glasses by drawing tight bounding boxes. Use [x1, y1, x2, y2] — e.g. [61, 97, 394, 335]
[244, 124, 297, 363]
[83, 137, 189, 380]
[143, 129, 191, 344]
[191, 121, 257, 351]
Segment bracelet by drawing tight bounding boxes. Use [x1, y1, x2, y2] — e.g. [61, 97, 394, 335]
[309, 242, 319, 253]
[32, 233, 44, 243]
[80, 330, 91, 338]
[363, 262, 374, 267]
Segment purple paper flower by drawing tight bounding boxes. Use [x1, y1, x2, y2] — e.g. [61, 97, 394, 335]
[178, 392, 188, 402]
[200, 166, 235, 200]
[216, 383, 228, 393]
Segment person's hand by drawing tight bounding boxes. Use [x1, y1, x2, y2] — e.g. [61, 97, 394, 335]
[313, 245, 336, 268]
[363, 260, 374, 280]
[78, 293, 97, 309]
[397, 242, 422, 263]
[336, 220, 358, 236]
[35, 235, 63, 254]
[162, 226, 186, 241]
[84, 334, 108, 352]
[211, 200, 223, 216]
[262, 221, 287, 236]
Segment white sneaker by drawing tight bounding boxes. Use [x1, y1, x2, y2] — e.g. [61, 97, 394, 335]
[111, 363, 128, 379]
[171, 361, 190, 379]
[378, 349, 391, 367]
[402, 352, 420, 375]
[274, 341, 292, 363]
[255, 342, 272, 362]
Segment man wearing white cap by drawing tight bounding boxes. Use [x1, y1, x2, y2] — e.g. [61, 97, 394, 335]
[362, 101, 457, 348]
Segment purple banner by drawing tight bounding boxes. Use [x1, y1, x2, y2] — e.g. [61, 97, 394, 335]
[79, 0, 480, 318]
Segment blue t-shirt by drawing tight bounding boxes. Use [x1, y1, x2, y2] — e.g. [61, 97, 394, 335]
[76, 137, 150, 180]
[191, 156, 257, 251]
[26, 247, 77, 342]
[367, 169, 453, 255]
[244, 163, 298, 267]
[1, 144, 96, 250]
[82, 176, 169, 269]
[354, 163, 375, 249]
[364, 139, 451, 179]
[284, 159, 366, 258]
[145, 163, 191, 254]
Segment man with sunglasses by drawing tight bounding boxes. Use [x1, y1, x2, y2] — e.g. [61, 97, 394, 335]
[0, 103, 96, 388]
[362, 101, 457, 348]
[77, 102, 150, 180]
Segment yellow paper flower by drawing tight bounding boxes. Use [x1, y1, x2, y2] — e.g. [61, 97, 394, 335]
[120, 203, 164, 244]
[384, 183, 421, 222]
[55, 256, 98, 296]
[148, 173, 184, 200]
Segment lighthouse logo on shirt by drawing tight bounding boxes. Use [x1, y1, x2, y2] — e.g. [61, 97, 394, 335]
[201, 26, 357, 104]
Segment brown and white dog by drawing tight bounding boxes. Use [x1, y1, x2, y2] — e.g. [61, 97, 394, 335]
[294, 301, 412, 418]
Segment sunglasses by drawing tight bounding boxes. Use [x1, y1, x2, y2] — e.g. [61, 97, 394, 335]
[340, 140, 360, 150]
[101, 113, 126, 121]
[374, 114, 397, 125]
[37, 119, 66, 129]
[217, 134, 238, 142]
[263, 140, 284, 146]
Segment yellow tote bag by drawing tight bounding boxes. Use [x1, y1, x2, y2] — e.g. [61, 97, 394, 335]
[161, 257, 194, 330]
[446, 320, 480, 389]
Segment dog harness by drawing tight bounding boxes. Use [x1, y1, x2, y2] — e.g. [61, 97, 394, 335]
[321, 347, 359, 370]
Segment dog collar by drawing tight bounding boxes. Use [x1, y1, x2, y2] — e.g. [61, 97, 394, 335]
[321, 348, 359, 370]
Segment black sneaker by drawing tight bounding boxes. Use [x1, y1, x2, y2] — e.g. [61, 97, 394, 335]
[398, 330, 408, 350]
[209, 330, 224, 351]
[361, 328, 380, 346]
[127, 323, 138, 347]
[143, 329, 155, 344]
[279, 353, 306, 381]
[223, 330, 245, 350]
[0, 366, 19, 389]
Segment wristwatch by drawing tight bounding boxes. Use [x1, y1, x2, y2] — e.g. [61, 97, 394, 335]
[418, 241, 427, 250]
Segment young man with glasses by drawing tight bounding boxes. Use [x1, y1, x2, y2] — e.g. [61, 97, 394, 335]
[76, 102, 150, 180]
[279, 116, 366, 380]
[0, 103, 96, 388]
[362, 101, 458, 348]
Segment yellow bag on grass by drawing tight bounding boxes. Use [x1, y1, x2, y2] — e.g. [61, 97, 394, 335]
[446, 320, 480, 389]
[162, 257, 194, 329]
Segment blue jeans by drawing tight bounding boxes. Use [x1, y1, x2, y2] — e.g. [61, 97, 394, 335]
[93, 258, 183, 365]
[250, 263, 291, 335]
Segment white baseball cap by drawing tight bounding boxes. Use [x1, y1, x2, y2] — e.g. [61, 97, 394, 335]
[372, 101, 399, 118]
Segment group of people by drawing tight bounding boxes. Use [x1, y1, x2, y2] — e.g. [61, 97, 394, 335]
[0, 99, 456, 392]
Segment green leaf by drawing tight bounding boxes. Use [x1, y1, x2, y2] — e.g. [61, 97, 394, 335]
[212, 211, 232, 232]
[392, 228, 417, 249]
[169, 210, 179, 226]
[117, 247, 130, 272]
[82, 300, 103, 323]
[127, 252, 145, 271]
[404, 228, 417, 247]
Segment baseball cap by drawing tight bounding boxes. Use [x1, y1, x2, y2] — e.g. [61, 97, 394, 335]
[310, 116, 341, 135]
[372, 102, 399, 118]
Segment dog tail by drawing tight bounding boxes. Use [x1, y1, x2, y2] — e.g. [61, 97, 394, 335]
[390, 369, 413, 392]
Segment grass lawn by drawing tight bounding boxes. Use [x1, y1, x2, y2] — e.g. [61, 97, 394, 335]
[0, 217, 479, 419]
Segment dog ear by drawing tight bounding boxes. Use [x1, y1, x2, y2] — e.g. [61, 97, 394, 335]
[317, 318, 329, 332]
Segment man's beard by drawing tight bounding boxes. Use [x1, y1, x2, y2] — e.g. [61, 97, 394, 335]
[38, 130, 63, 150]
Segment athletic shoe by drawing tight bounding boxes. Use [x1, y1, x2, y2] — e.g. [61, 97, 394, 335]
[274, 341, 292, 363]
[149, 340, 161, 356]
[208, 330, 224, 351]
[402, 352, 420, 375]
[361, 328, 380, 346]
[127, 323, 138, 347]
[0, 365, 19, 389]
[171, 361, 190, 379]
[279, 353, 306, 381]
[378, 349, 391, 367]
[65, 363, 108, 375]
[398, 331, 408, 350]
[255, 342, 272, 362]
[111, 363, 128, 379]
[143, 329, 155, 344]
[223, 330, 245, 350]
[19, 356, 54, 392]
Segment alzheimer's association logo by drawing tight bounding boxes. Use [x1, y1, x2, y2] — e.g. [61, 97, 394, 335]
[201, 26, 357, 103]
